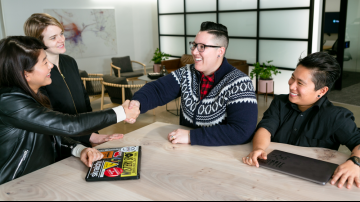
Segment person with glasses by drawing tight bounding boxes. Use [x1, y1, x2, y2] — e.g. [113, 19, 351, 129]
[127, 21, 258, 146]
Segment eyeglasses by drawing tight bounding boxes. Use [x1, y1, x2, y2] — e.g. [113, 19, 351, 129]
[189, 41, 221, 52]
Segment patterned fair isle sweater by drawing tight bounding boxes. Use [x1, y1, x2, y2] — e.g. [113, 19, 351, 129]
[132, 58, 258, 146]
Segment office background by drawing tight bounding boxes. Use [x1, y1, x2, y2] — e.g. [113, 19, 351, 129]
[0, 0, 358, 95]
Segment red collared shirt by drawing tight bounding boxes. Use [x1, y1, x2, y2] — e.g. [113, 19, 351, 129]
[200, 72, 215, 100]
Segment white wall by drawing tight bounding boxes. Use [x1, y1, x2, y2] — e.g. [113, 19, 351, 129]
[1, 0, 159, 74]
[249, 66, 293, 95]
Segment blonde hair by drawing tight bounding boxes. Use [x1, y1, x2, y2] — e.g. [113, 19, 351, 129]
[24, 13, 64, 42]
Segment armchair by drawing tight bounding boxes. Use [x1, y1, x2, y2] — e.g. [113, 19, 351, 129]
[79, 70, 104, 102]
[110, 56, 146, 83]
[101, 75, 144, 110]
[161, 54, 194, 73]
[161, 54, 249, 75]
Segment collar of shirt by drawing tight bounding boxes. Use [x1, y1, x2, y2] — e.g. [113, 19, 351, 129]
[200, 72, 215, 82]
[287, 94, 328, 112]
[194, 57, 235, 85]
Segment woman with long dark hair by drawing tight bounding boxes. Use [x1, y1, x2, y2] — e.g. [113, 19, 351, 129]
[0, 36, 139, 185]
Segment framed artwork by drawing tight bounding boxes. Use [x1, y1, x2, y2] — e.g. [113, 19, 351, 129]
[44, 9, 117, 58]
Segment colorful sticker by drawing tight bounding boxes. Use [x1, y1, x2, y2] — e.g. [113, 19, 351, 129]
[113, 151, 122, 158]
[120, 146, 137, 152]
[101, 151, 114, 159]
[103, 161, 118, 170]
[90, 161, 104, 178]
[111, 158, 121, 162]
[104, 167, 123, 177]
[121, 151, 138, 177]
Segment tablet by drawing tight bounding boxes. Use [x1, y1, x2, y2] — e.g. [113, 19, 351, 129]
[85, 146, 141, 182]
[258, 150, 339, 185]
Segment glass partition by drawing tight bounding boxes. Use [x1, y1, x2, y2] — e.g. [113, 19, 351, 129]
[260, 10, 309, 39]
[160, 36, 185, 56]
[185, 0, 216, 12]
[219, 0, 257, 11]
[186, 14, 217, 35]
[159, 15, 184, 35]
[159, 0, 184, 13]
[259, 40, 308, 68]
[158, 0, 314, 70]
[226, 39, 256, 63]
[219, 12, 257, 37]
[260, 0, 310, 9]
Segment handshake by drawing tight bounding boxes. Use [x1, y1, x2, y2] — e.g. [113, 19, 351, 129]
[122, 100, 141, 124]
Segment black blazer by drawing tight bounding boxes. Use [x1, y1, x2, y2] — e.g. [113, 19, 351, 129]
[41, 54, 93, 146]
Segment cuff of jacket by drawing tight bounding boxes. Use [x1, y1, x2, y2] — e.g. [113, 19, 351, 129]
[71, 144, 87, 158]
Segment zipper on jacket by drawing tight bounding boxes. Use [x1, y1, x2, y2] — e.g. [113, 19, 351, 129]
[53, 135, 56, 148]
[12, 150, 29, 180]
[57, 67, 78, 114]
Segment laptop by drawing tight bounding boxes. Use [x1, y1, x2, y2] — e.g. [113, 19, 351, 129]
[258, 150, 339, 185]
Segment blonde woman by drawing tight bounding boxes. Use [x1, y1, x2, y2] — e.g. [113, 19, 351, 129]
[24, 13, 122, 154]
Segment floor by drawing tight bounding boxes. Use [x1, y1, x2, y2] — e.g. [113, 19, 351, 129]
[92, 93, 360, 155]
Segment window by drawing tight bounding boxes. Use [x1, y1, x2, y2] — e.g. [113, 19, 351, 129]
[157, 0, 314, 70]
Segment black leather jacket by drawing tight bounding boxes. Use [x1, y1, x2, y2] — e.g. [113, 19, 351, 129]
[0, 87, 117, 185]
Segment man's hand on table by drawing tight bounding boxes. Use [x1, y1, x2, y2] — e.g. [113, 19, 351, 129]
[168, 129, 191, 144]
[89, 133, 124, 147]
[80, 148, 104, 167]
[331, 160, 360, 189]
[242, 149, 268, 167]
[123, 100, 140, 124]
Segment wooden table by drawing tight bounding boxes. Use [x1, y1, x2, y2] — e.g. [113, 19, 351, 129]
[1, 122, 359, 200]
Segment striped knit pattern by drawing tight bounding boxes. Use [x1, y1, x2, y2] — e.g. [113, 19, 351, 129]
[172, 64, 257, 127]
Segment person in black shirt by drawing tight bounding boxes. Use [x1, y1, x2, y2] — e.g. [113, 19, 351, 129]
[243, 52, 360, 189]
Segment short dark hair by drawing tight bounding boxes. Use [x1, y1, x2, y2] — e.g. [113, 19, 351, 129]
[200, 21, 229, 49]
[297, 52, 340, 91]
[0, 36, 51, 108]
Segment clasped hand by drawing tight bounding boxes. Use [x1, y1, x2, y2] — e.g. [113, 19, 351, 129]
[122, 100, 140, 124]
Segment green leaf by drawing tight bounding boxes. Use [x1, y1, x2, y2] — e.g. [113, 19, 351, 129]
[249, 60, 281, 80]
[150, 48, 171, 64]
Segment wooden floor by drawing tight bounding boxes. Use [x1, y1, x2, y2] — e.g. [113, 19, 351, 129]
[92, 94, 360, 155]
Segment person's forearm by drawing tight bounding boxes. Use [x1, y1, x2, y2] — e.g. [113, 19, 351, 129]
[252, 127, 271, 151]
[351, 144, 360, 157]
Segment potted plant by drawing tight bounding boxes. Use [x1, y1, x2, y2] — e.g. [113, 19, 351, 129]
[250, 60, 281, 94]
[151, 48, 171, 73]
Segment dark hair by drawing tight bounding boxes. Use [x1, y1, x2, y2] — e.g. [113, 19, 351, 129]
[0, 36, 51, 108]
[200, 21, 229, 49]
[297, 52, 340, 91]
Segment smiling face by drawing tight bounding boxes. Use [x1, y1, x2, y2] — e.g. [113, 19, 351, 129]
[288, 65, 328, 112]
[42, 25, 66, 56]
[192, 31, 225, 76]
[25, 49, 54, 93]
